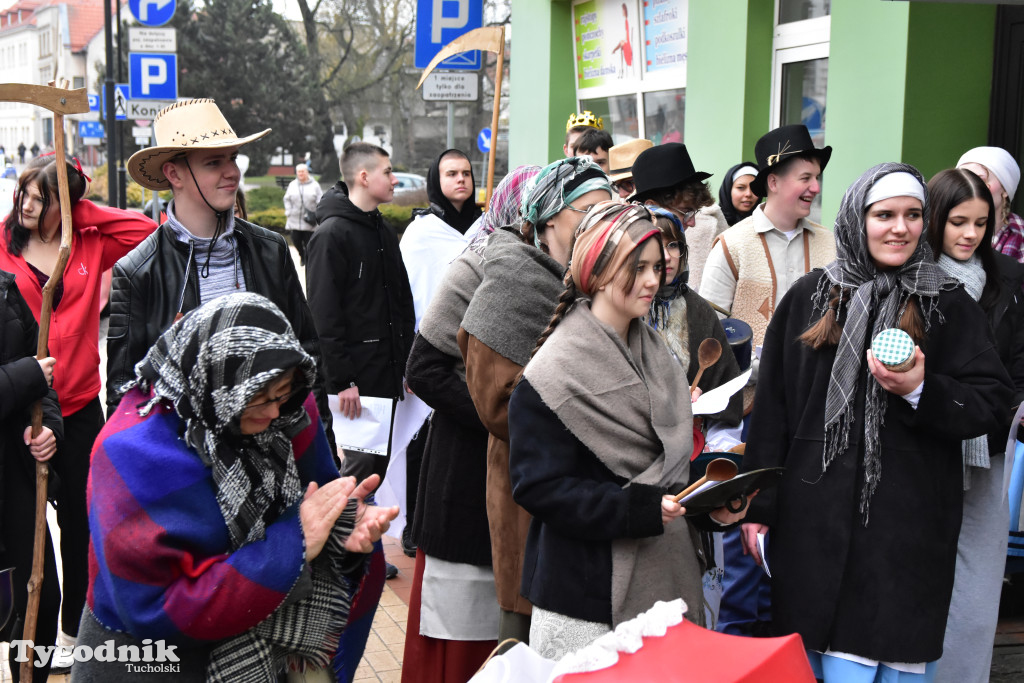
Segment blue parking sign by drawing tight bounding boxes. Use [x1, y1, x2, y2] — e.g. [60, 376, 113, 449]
[87, 93, 100, 112]
[130, 53, 177, 101]
[415, 0, 483, 70]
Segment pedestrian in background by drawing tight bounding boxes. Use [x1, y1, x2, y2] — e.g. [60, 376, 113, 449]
[284, 162, 322, 265]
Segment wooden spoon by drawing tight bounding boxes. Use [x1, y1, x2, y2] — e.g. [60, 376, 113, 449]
[690, 337, 723, 393]
[673, 457, 739, 503]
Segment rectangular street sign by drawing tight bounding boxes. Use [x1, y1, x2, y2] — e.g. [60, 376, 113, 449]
[414, 0, 483, 70]
[83, 137, 102, 146]
[129, 27, 176, 53]
[127, 99, 172, 119]
[132, 126, 152, 137]
[78, 121, 105, 138]
[130, 52, 178, 100]
[101, 84, 130, 121]
[422, 72, 478, 101]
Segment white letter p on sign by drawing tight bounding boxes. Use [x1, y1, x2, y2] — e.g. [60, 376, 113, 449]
[432, 0, 468, 44]
[140, 57, 167, 96]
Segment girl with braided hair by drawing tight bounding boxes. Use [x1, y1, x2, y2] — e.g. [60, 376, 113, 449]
[739, 163, 1013, 681]
[507, 202, 753, 659]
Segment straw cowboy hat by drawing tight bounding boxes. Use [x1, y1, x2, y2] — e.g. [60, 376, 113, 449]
[608, 138, 653, 182]
[127, 98, 270, 190]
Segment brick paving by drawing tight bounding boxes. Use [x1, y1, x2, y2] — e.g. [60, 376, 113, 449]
[354, 536, 415, 682]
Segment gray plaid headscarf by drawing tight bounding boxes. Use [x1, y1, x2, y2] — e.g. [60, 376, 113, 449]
[813, 162, 956, 524]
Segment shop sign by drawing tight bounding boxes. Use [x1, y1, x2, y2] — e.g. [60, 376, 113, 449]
[573, 0, 640, 88]
[643, 0, 688, 73]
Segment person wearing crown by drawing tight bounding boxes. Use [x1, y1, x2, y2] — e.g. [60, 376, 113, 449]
[106, 99, 332, 448]
[564, 110, 604, 158]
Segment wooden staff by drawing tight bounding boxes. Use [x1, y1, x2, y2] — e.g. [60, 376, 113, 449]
[0, 80, 88, 680]
[416, 26, 506, 211]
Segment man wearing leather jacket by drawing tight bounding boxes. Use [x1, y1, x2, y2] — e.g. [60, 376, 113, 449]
[107, 99, 333, 447]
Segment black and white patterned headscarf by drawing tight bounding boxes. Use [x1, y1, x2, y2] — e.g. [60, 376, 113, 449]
[133, 292, 316, 548]
[131, 293, 358, 679]
[813, 162, 956, 524]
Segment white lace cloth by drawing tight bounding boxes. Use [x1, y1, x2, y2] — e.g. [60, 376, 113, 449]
[467, 599, 689, 683]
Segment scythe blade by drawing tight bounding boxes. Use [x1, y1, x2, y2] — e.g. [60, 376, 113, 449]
[416, 26, 505, 89]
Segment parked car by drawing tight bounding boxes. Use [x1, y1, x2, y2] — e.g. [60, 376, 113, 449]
[392, 172, 427, 206]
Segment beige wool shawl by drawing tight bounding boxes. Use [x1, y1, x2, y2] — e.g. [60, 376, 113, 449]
[523, 301, 705, 627]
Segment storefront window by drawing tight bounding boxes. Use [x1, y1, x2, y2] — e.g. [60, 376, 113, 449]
[780, 57, 827, 148]
[580, 94, 640, 143]
[643, 88, 685, 145]
[779, 0, 830, 24]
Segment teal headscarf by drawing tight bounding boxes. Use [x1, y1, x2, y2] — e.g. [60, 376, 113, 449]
[520, 156, 613, 248]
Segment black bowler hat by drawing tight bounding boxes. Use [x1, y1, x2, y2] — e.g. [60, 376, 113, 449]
[631, 143, 712, 202]
[751, 124, 831, 196]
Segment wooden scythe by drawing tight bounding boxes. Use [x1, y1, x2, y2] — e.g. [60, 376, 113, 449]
[0, 80, 88, 680]
[416, 26, 505, 210]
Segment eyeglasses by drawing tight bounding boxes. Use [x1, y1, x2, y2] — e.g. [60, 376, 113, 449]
[665, 241, 682, 255]
[666, 204, 700, 224]
[611, 179, 635, 196]
[245, 388, 300, 412]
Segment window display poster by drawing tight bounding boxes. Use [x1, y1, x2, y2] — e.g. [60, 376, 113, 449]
[574, 0, 639, 89]
[643, 0, 687, 74]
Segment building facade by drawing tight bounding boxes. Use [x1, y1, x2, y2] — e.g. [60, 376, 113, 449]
[509, 0, 1007, 226]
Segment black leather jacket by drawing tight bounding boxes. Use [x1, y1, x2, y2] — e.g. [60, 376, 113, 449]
[105, 220, 333, 444]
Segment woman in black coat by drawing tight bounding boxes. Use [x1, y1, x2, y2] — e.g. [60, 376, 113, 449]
[0, 268, 62, 681]
[740, 164, 1013, 682]
[925, 168, 1024, 683]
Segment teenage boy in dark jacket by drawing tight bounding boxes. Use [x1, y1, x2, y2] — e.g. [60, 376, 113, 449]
[106, 99, 332, 447]
[305, 142, 415, 485]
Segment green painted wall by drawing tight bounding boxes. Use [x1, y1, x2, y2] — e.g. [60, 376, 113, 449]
[902, 3, 995, 183]
[508, 0, 576, 169]
[685, 0, 772, 187]
[822, 0, 910, 226]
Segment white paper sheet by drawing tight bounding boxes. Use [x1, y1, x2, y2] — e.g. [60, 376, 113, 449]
[758, 533, 771, 577]
[329, 395, 396, 456]
[691, 369, 752, 416]
[372, 395, 433, 539]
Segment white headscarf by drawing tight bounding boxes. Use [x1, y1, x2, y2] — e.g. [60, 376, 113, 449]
[957, 146, 1020, 201]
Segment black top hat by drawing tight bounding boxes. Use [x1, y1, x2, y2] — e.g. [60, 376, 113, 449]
[631, 143, 712, 202]
[751, 124, 832, 196]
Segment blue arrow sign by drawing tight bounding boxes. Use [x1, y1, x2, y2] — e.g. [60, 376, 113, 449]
[87, 93, 100, 112]
[129, 0, 176, 27]
[78, 121, 105, 139]
[130, 52, 177, 100]
[415, 0, 483, 70]
[477, 127, 491, 154]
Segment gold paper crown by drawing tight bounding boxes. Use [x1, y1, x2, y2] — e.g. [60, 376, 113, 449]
[566, 110, 604, 132]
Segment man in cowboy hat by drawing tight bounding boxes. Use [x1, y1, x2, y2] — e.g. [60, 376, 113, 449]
[698, 123, 836, 638]
[607, 138, 652, 198]
[630, 141, 729, 291]
[106, 99, 333, 447]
